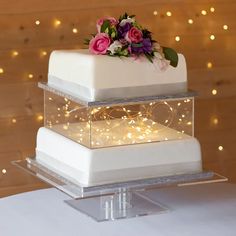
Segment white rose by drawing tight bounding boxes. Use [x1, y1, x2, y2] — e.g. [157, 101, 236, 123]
[154, 52, 163, 60]
[119, 17, 135, 27]
[108, 40, 122, 54]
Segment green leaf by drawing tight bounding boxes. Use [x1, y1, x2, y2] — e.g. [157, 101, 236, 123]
[162, 47, 178, 67]
[144, 53, 154, 63]
[132, 43, 143, 48]
[105, 28, 109, 34]
[100, 20, 110, 33]
[110, 27, 117, 39]
[84, 38, 90, 45]
[119, 13, 128, 22]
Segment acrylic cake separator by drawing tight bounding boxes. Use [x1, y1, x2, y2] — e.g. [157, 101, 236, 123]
[13, 158, 227, 222]
[12, 82, 228, 221]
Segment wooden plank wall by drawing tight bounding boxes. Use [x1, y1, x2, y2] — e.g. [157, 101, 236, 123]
[0, 0, 235, 196]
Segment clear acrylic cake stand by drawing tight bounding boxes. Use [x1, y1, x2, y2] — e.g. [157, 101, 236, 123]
[12, 83, 228, 221]
[12, 158, 227, 222]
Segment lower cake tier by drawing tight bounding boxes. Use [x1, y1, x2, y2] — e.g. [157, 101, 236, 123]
[36, 127, 202, 187]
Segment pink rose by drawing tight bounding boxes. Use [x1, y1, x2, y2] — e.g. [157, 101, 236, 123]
[125, 27, 143, 43]
[96, 17, 118, 32]
[89, 33, 111, 55]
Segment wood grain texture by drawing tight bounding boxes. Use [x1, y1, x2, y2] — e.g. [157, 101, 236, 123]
[0, 0, 235, 197]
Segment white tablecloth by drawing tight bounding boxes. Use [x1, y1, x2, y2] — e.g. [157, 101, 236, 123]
[0, 183, 236, 236]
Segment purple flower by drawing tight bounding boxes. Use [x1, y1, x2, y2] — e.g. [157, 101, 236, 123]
[117, 22, 131, 38]
[131, 38, 153, 54]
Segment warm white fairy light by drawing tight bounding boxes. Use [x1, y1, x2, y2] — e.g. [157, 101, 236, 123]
[201, 10, 207, 15]
[188, 19, 193, 24]
[166, 11, 172, 16]
[153, 10, 158, 16]
[63, 125, 68, 130]
[207, 62, 213, 69]
[223, 25, 228, 30]
[218, 145, 223, 151]
[210, 7, 215, 12]
[175, 36, 180, 42]
[12, 51, 19, 57]
[2, 169, 6, 174]
[37, 115, 44, 121]
[54, 19, 61, 27]
[212, 89, 217, 95]
[12, 118, 17, 123]
[64, 112, 70, 118]
[184, 99, 191, 103]
[127, 133, 132, 139]
[48, 98, 189, 148]
[0, 68, 4, 74]
[35, 20, 40, 25]
[28, 74, 34, 79]
[40, 50, 47, 57]
[210, 34, 215, 40]
[72, 28, 78, 33]
[212, 117, 218, 125]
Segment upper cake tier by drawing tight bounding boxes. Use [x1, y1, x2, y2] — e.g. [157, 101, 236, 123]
[48, 49, 187, 101]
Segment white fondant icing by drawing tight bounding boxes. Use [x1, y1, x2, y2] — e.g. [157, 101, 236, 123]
[36, 127, 202, 186]
[48, 49, 187, 101]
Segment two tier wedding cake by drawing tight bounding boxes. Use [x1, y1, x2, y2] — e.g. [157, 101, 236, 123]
[35, 13, 202, 186]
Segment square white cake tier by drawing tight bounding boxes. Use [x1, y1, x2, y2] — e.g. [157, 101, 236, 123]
[36, 127, 202, 187]
[48, 49, 187, 101]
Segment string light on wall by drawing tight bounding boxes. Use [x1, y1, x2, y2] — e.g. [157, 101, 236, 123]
[188, 19, 193, 24]
[11, 118, 17, 123]
[218, 145, 224, 151]
[211, 89, 217, 95]
[153, 10, 158, 16]
[175, 36, 180, 42]
[12, 50, 19, 57]
[207, 62, 213, 69]
[212, 117, 218, 125]
[28, 73, 34, 79]
[166, 11, 172, 16]
[210, 34, 215, 40]
[223, 25, 228, 30]
[72, 28, 78, 34]
[201, 10, 207, 15]
[210, 7, 215, 13]
[1, 169, 7, 174]
[40, 50, 47, 57]
[54, 19, 61, 27]
[37, 115, 44, 122]
[0, 68, 4, 74]
[35, 20, 40, 25]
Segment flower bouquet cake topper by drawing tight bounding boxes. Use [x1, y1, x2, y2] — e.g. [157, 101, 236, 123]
[85, 13, 178, 69]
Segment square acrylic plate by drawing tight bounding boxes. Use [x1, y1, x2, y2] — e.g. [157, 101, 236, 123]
[12, 158, 228, 222]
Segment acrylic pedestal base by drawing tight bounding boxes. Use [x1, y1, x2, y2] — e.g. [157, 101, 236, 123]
[67, 191, 168, 221]
[12, 158, 227, 222]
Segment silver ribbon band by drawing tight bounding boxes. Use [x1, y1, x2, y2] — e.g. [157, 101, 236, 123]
[48, 75, 187, 102]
